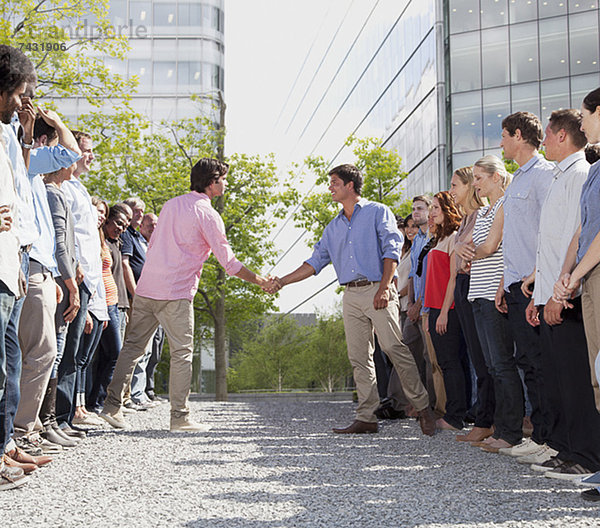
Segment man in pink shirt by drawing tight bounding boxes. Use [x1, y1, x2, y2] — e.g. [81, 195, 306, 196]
[100, 158, 270, 432]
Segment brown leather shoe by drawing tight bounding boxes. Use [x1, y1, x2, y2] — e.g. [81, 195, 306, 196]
[332, 420, 378, 434]
[3, 454, 37, 474]
[456, 426, 494, 442]
[7, 446, 52, 467]
[417, 407, 436, 436]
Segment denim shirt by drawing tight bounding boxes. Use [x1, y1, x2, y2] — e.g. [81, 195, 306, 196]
[502, 154, 554, 289]
[577, 160, 600, 263]
[409, 228, 430, 314]
[305, 198, 402, 284]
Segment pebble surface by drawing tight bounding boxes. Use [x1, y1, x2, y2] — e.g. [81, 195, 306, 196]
[1, 397, 598, 527]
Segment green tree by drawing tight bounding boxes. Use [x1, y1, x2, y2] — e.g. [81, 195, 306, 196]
[0, 0, 135, 104]
[294, 135, 408, 245]
[229, 316, 308, 392]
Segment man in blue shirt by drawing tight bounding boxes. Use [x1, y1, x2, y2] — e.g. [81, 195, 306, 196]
[273, 164, 435, 436]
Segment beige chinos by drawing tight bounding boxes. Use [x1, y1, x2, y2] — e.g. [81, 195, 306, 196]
[581, 265, 600, 411]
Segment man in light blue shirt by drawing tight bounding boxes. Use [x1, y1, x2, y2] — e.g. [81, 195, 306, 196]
[273, 164, 435, 436]
[496, 111, 554, 454]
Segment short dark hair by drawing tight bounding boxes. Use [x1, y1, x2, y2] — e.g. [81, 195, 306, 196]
[412, 194, 432, 207]
[328, 164, 363, 195]
[583, 87, 600, 114]
[108, 203, 131, 221]
[190, 158, 229, 193]
[0, 44, 36, 96]
[585, 144, 600, 165]
[549, 109, 587, 149]
[502, 111, 544, 149]
[34, 115, 57, 143]
[71, 130, 92, 145]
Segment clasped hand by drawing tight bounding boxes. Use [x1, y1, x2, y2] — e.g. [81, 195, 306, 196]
[262, 276, 283, 294]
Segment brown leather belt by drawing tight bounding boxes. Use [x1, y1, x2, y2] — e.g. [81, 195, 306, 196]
[344, 280, 376, 288]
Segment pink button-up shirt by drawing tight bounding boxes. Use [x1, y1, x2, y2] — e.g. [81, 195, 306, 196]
[136, 192, 243, 301]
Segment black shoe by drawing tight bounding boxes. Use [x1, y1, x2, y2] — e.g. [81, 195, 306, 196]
[581, 488, 600, 502]
[374, 399, 407, 420]
[59, 423, 86, 439]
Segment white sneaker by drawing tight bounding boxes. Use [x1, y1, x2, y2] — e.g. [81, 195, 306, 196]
[99, 410, 130, 429]
[516, 444, 558, 465]
[499, 438, 540, 457]
[170, 416, 211, 433]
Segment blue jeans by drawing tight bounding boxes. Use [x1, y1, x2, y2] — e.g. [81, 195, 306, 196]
[55, 283, 91, 425]
[76, 313, 102, 409]
[472, 298, 523, 445]
[0, 251, 29, 451]
[88, 304, 122, 411]
[0, 280, 16, 451]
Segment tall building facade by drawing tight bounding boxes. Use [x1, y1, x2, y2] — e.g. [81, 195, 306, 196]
[59, 0, 225, 125]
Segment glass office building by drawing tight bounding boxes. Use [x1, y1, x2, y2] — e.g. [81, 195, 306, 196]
[58, 0, 225, 126]
[446, 0, 600, 178]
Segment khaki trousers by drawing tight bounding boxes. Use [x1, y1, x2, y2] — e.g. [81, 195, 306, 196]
[103, 295, 193, 419]
[420, 313, 447, 416]
[342, 283, 429, 423]
[14, 261, 57, 436]
[581, 265, 600, 411]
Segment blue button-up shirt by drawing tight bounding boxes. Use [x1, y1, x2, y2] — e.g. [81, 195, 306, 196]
[503, 154, 554, 290]
[305, 198, 402, 284]
[409, 228, 430, 313]
[577, 160, 600, 263]
[28, 145, 81, 273]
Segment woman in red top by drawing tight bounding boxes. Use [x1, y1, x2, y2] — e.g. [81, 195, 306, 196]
[424, 191, 466, 431]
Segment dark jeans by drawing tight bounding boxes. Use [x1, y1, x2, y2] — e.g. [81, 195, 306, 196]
[56, 283, 91, 425]
[145, 326, 165, 397]
[0, 281, 16, 414]
[454, 274, 495, 428]
[540, 298, 600, 472]
[472, 298, 523, 445]
[88, 304, 122, 411]
[76, 312, 103, 408]
[506, 282, 550, 445]
[428, 307, 467, 429]
[0, 251, 29, 451]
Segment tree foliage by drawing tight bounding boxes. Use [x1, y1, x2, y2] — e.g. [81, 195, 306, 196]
[0, 0, 135, 105]
[294, 135, 408, 245]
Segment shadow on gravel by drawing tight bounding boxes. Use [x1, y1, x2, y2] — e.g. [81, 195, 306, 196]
[179, 400, 598, 528]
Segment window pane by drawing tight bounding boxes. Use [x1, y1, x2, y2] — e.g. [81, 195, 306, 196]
[483, 87, 510, 149]
[129, 60, 152, 92]
[453, 151, 483, 172]
[109, 0, 127, 26]
[449, 0, 480, 34]
[539, 17, 568, 79]
[482, 26, 509, 88]
[178, 3, 202, 26]
[510, 21, 539, 84]
[130, 1, 151, 26]
[178, 61, 202, 91]
[105, 58, 127, 78]
[153, 62, 176, 94]
[450, 32, 481, 92]
[571, 73, 600, 108]
[511, 82, 541, 117]
[541, 78, 570, 124]
[538, 0, 567, 18]
[481, 0, 508, 28]
[570, 12, 600, 76]
[568, 1, 599, 13]
[452, 91, 483, 152]
[211, 7, 220, 31]
[509, 0, 538, 23]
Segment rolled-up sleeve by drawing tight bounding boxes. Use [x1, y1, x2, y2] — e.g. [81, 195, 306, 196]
[377, 207, 402, 261]
[202, 210, 243, 276]
[305, 233, 331, 275]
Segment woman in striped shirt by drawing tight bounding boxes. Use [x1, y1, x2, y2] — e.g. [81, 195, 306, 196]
[462, 155, 521, 453]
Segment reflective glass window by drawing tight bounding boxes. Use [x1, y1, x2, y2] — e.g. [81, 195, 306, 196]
[130, 1, 151, 26]
[108, 0, 127, 26]
[568, 1, 599, 13]
[129, 59, 152, 91]
[448, 0, 480, 34]
[508, 0, 538, 23]
[481, 0, 508, 28]
[452, 91, 483, 152]
[509, 22, 539, 84]
[569, 12, 600, 76]
[211, 7, 221, 31]
[178, 61, 202, 90]
[453, 150, 483, 172]
[178, 3, 203, 26]
[450, 32, 481, 92]
[571, 73, 600, 108]
[541, 78, 570, 123]
[202, 62, 213, 90]
[511, 82, 540, 117]
[105, 58, 127, 78]
[483, 87, 510, 149]
[538, 0, 567, 18]
[153, 62, 176, 94]
[153, 3, 176, 26]
[539, 17, 569, 79]
[481, 26, 509, 88]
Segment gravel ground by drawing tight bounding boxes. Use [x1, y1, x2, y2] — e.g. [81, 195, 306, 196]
[1, 397, 598, 528]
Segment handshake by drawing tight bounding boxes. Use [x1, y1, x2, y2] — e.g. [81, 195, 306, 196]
[261, 276, 284, 294]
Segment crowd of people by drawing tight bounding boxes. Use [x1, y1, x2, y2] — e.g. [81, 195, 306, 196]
[2, 40, 600, 507]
